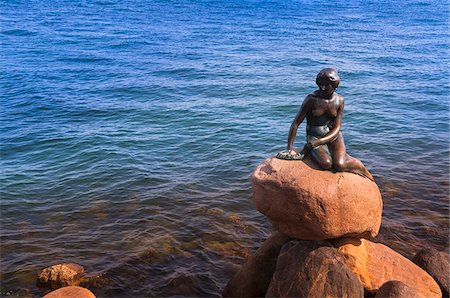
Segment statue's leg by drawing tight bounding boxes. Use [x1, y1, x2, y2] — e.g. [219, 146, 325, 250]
[310, 141, 333, 170]
[329, 133, 374, 181]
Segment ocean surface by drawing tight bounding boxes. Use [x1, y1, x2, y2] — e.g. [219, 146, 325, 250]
[1, 0, 449, 296]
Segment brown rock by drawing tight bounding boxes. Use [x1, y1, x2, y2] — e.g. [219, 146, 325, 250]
[266, 240, 364, 298]
[222, 231, 290, 297]
[43, 286, 96, 298]
[334, 238, 442, 298]
[37, 263, 85, 290]
[375, 281, 420, 298]
[413, 248, 450, 297]
[252, 157, 382, 240]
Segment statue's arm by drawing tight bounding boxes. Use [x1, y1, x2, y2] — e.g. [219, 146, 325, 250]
[287, 95, 311, 151]
[314, 96, 344, 147]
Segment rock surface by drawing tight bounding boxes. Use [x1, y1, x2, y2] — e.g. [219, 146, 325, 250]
[252, 157, 382, 240]
[334, 238, 442, 298]
[222, 231, 290, 297]
[413, 248, 450, 297]
[266, 240, 364, 298]
[375, 281, 420, 298]
[43, 286, 96, 298]
[37, 263, 85, 290]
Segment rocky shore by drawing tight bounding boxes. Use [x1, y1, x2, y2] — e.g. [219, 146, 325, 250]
[35, 156, 448, 297]
[223, 156, 448, 298]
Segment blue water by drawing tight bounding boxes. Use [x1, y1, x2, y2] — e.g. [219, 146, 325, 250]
[1, 0, 449, 296]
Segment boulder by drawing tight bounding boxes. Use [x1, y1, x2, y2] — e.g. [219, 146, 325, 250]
[334, 238, 442, 298]
[43, 286, 96, 298]
[37, 263, 85, 290]
[375, 281, 420, 298]
[222, 231, 290, 297]
[413, 248, 450, 297]
[266, 240, 363, 298]
[252, 157, 382, 240]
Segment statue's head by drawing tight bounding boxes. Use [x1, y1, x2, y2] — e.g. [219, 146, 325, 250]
[316, 68, 340, 90]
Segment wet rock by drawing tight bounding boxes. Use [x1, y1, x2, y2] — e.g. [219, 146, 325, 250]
[334, 238, 442, 298]
[222, 231, 290, 297]
[43, 286, 96, 298]
[252, 157, 382, 240]
[375, 281, 419, 298]
[413, 248, 450, 297]
[37, 263, 85, 290]
[266, 240, 363, 298]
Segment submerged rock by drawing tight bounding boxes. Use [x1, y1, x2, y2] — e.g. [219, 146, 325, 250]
[375, 281, 419, 298]
[334, 238, 442, 298]
[204, 240, 249, 258]
[413, 248, 450, 297]
[222, 231, 290, 297]
[266, 240, 363, 298]
[43, 286, 96, 298]
[37, 263, 85, 290]
[252, 157, 382, 240]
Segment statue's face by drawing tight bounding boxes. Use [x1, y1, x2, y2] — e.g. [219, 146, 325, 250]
[316, 68, 339, 99]
[317, 79, 335, 98]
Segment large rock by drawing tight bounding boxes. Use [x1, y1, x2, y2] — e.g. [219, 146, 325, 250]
[43, 286, 96, 298]
[37, 263, 85, 290]
[413, 248, 450, 297]
[252, 157, 382, 240]
[266, 240, 363, 297]
[222, 231, 290, 297]
[375, 281, 420, 298]
[334, 238, 442, 298]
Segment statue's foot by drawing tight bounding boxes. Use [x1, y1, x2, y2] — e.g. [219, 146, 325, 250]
[362, 166, 374, 181]
[356, 168, 374, 182]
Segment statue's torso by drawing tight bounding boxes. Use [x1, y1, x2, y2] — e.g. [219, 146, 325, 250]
[306, 92, 341, 138]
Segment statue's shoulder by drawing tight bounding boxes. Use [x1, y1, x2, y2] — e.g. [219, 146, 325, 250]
[311, 90, 320, 98]
[303, 91, 318, 103]
[301, 92, 316, 105]
[336, 93, 344, 104]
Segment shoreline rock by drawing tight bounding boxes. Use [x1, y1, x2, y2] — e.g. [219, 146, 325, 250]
[413, 248, 450, 297]
[222, 231, 290, 297]
[37, 263, 85, 290]
[252, 157, 382, 240]
[267, 240, 364, 297]
[374, 281, 419, 298]
[334, 238, 442, 298]
[43, 286, 96, 298]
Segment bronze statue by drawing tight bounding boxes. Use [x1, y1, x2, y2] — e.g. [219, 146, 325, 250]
[279, 68, 373, 181]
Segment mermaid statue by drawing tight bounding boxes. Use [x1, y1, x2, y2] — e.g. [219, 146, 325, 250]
[277, 68, 373, 181]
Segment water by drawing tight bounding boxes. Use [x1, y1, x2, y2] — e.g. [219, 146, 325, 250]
[1, 0, 449, 296]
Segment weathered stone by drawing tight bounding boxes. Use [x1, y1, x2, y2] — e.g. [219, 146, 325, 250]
[266, 240, 363, 298]
[413, 248, 450, 297]
[43, 286, 96, 298]
[252, 157, 382, 240]
[37, 263, 85, 290]
[334, 238, 442, 298]
[223, 231, 290, 297]
[375, 281, 420, 298]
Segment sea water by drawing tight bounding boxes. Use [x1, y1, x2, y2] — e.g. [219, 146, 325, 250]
[1, 0, 449, 296]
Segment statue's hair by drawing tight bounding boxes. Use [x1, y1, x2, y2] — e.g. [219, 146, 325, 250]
[316, 68, 340, 89]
